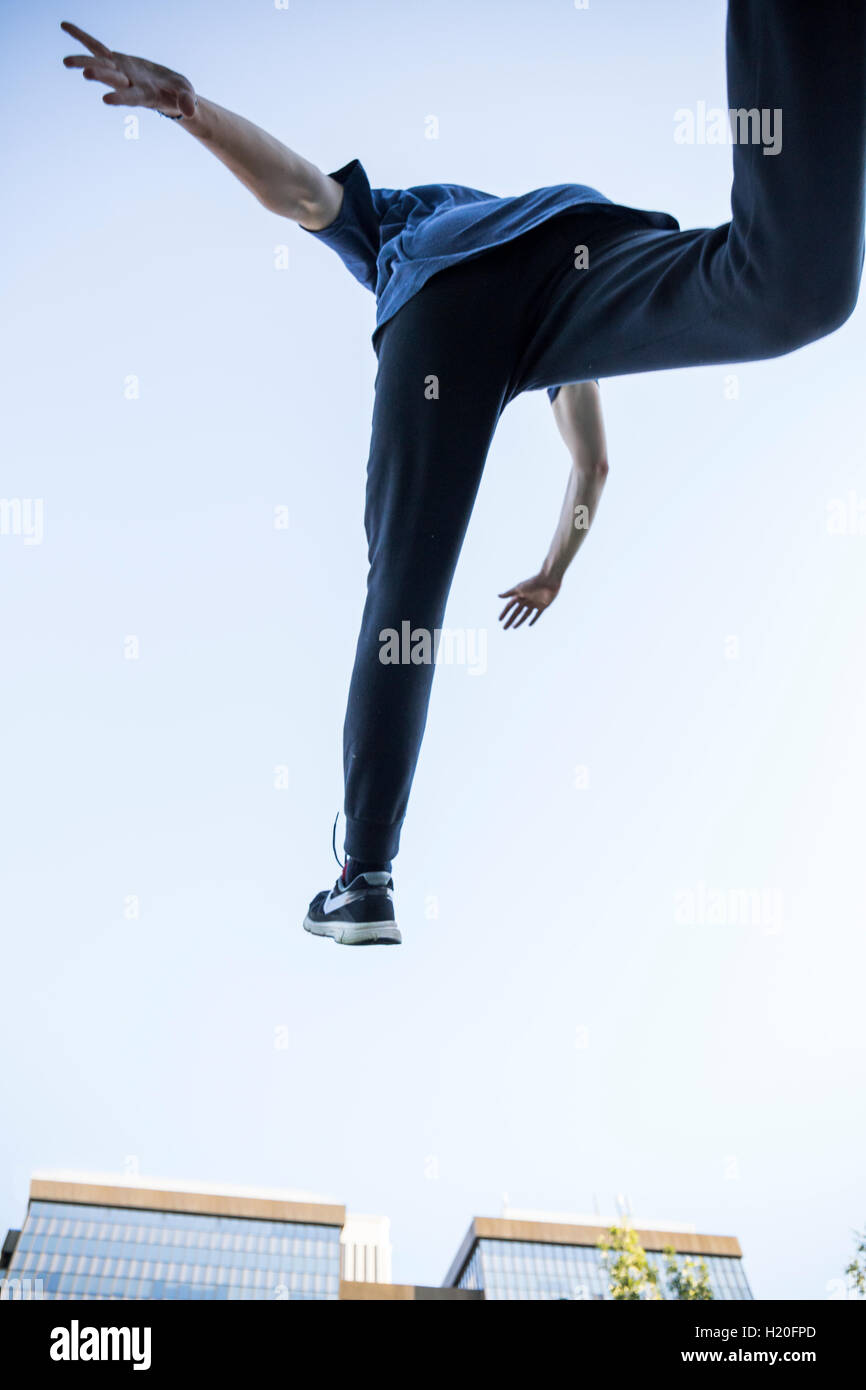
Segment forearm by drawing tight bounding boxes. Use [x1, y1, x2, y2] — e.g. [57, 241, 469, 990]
[541, 455, 608, 584]
[542, 382, 609, 583]
[178, 97, 342, 227]
[60, 23, 341, 225]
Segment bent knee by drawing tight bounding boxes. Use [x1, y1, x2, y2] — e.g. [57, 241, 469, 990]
[754, 261, 862, 357]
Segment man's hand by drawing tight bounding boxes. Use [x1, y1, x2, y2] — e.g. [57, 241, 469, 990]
[498, 574, 561, 630]
[61, 21, 197, 118]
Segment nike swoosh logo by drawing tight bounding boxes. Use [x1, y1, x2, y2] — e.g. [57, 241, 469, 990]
[322, 888, 390, 916]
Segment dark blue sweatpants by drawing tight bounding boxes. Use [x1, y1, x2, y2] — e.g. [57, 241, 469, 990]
[343, 0, 865, 863]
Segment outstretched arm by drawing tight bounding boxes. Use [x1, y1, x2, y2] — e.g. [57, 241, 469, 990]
[61, 21, 342, 229]
[498, 382, 609, 630]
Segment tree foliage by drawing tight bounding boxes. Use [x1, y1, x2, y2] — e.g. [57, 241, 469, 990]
[599, 1226, 715, 1300]
[662, 1245, 714, 1300]
[598, 1225, 661, 1300]
[845, 1225, 866, 1297]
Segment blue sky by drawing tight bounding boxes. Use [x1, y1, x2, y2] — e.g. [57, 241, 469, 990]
[1, 0, 864, 1298]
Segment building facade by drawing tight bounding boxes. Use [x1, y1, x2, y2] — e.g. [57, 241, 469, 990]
[0, 1174, 352, 1301]
[340, 1213, 393, 1284]
[0, 1175, 753, 1301]
[444, 1216, 753, 1300]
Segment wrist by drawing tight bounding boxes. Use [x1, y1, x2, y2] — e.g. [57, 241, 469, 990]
[541, 559, 565, 588]
[175, 94, 207, 131]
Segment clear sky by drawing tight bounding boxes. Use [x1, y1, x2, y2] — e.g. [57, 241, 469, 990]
[2, 0, 864, 1299]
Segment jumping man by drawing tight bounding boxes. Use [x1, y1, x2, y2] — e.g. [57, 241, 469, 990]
[62, 4, 865, 945]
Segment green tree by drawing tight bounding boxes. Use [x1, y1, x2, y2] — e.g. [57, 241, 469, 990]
[599, 1227, 716, 1301]
[598, 1225, 661, 1300]
[845, 1225, 866, 1297]
[663, 1245, 714, 1301]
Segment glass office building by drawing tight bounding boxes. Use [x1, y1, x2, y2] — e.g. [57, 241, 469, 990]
[1, 1178, 754, 1301]
[1, 1175, 346, 1301]
[445, 1217, 753, 1301]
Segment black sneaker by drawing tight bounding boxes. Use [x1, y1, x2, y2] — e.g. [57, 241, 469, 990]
[303, 871, 401, 946]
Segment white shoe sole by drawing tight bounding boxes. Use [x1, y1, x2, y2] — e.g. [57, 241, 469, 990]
[303, 915, 402, 947]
